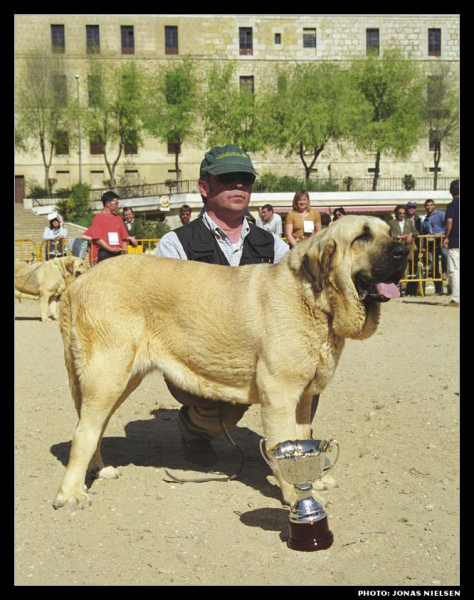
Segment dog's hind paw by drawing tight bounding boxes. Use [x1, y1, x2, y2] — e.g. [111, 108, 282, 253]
[96, 466, 120, 480]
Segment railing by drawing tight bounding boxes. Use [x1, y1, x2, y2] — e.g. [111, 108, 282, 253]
[30, 176, 455, 205]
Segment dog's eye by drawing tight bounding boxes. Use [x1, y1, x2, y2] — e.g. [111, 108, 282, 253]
[353, 228, 372, 244]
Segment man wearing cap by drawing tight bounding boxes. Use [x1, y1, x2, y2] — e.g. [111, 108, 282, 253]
[405, 201, 422, 233]
[155, 145, 289, 466]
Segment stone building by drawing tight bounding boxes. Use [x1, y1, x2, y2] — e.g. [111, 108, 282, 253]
[14, 14, 459, 200]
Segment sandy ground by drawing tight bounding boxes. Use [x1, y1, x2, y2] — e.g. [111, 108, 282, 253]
[14, 287, 460, 587]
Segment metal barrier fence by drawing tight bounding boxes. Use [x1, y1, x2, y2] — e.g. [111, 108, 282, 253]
[398, 234, 446, 297]
[15, 235, 447, 297]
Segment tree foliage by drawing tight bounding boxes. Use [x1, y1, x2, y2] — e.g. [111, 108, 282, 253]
[262, 62, 371, 179]
[144, 58, 200, 185]
[423, 64, 459, 189]
[352, 49, 425, 190]
[201, 62, 267, 153]
[15, 49, 72, 191]
[82, 57, 145, 187]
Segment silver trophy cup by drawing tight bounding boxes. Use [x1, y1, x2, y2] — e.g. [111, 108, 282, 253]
[260, 438, 340, 551]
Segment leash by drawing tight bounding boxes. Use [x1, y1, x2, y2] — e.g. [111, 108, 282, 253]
[163, 405, 245, 484]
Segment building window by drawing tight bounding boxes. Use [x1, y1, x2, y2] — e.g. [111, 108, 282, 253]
[275, 33, 281, 45]
[121, 26, 135, 55]
[165, 26, 179, 55]
[52, 74, 68, 104]
[90, 170, 105, 187]
[90, 136, 105, 155]
[239, 27, 253, 55]
[55, 171, 71, 188]
[86, 25, 100, 54]
[125, 134, 138, 155]
[51, 25, 65, 53]
[428, 28, 441, 57]
[55, 132, 69, 155]
[124, 170, 139, 184]
[366, 28, 380, 55]
[88, 74, 102, 107]
[167, 141, 181, 155]
[240, 76, 255, 94]
[303, 28, 316, 49]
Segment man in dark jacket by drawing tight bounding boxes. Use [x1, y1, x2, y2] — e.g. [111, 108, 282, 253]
[155, 145, 289, 466]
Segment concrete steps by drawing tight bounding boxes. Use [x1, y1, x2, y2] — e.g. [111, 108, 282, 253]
[15, 204, 87, 262]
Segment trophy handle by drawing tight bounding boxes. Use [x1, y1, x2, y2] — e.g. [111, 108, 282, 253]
[321, 439, 340, 476]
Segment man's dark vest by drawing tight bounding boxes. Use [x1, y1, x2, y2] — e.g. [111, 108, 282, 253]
[174, 216, 275, 265]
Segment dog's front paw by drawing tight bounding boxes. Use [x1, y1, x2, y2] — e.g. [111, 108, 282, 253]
[53, 486, 91, 512]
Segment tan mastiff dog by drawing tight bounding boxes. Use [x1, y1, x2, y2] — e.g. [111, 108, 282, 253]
[15, 256, 87, 322]
[53, 216, 408, 511]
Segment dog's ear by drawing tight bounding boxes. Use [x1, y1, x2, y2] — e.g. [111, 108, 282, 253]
[65, 257, 76, 274]
[301, 239, 337, 293]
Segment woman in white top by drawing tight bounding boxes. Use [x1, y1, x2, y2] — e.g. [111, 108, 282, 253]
[43, 212, 68, 259]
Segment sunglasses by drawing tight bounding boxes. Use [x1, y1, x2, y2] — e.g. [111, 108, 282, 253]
[213, 172, 256, 186]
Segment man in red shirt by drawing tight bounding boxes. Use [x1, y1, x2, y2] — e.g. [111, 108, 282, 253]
[88, 192, 138, 262]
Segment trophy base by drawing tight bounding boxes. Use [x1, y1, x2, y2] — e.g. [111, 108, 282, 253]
[287, 515, 334, 552]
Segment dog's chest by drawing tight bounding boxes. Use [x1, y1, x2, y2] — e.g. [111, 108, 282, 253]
[310, 337, 344, 394]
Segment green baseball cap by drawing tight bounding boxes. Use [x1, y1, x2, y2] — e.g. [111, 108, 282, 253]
[199, 144, 258, 178]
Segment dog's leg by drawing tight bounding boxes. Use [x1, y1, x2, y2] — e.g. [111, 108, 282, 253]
[39, 291, 50, 322]
[260, 397, 301, 507]
[90, 374, 144, 480]
[295, 393, 313, 440]
[50, 296, 60, 321]
[53, 365, 143, 511]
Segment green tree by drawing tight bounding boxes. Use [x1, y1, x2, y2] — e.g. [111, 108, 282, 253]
[201, 62, 267, 153]
[145, 59, 200, 189]
[262, 63, 370, 180]
[54, 183, 94, 228]
[423, 65, 459, 190]
[82, 58, 145, 187]
[15, 49, 72, 192]
[352, 49, 425, 190]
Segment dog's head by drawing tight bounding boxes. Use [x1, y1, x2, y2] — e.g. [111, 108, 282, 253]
[288, 215, 409, 340]
[54, 256, 87, 281]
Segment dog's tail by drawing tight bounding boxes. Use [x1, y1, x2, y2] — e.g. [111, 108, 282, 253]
[59, 288, 83, 417]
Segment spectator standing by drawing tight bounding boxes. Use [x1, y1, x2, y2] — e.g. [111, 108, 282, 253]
[406, 201, 423, 233]
[420, 199, 447, 295]
[443, 179, 460, 307]
[166, 204, 195, 230]
[389, 205, 419, 296]
[256, 204, 283, 236]
[155, 144, 289, 467]
[122, 207, 141, 238]
[88, 192, 138, 262]
[285, 191, 322, 248]
[43, 212, 67, 259]
[332, 207, 346, 222]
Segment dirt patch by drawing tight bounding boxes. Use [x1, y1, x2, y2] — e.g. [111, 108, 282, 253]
[15, 292, 459, 586]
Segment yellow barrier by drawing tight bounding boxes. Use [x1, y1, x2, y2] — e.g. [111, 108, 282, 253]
[17, 236, 446, 299]
[399, 234, 446, 297]
[15, 239, 40, 263]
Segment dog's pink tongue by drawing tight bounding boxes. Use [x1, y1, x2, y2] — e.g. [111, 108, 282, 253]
[376, 283, 400, 299]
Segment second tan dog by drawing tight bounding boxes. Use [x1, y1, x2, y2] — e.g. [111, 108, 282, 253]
[15, 256, 86, 322]
[53, 216, 408, 511]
